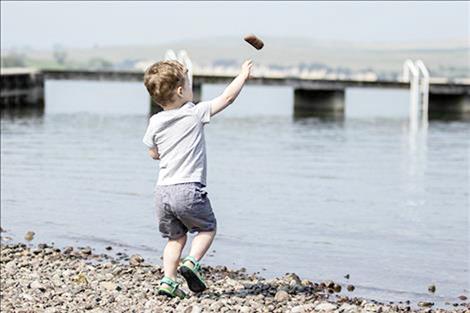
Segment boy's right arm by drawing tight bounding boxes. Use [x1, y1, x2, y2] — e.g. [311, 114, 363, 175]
[209, 59, 253, 117]
[148, 147, 160, 160]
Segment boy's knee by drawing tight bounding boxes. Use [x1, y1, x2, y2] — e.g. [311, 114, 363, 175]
[169, 233, 187, 244]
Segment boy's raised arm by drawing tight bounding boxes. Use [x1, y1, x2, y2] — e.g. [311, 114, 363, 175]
[209, 60, 253, 117]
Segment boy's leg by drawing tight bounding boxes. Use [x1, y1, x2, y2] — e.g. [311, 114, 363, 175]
[163, 234, 187, 280]
[185, 230, 216, 267]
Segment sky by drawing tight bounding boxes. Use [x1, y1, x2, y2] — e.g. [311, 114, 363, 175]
[1, 1, 469, 50]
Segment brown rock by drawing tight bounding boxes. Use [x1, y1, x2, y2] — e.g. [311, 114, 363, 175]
[243, 34, 264, 50]
[418, 302, 434, 307]
[428, 284, 436, 293]
[347, 284, 355, 292]
[24, 231, 35, 241]
[129, 254, 144, 266]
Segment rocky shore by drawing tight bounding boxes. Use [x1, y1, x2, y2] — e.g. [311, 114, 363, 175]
[0, 242, 468, 313]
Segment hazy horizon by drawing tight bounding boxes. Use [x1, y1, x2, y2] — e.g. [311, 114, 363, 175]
[1, 1, 468, 51]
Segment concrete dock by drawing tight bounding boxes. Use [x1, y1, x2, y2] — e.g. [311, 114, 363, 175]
[1, 68, 469, 118]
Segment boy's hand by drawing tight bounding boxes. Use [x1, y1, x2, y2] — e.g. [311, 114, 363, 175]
[148, 147, 160, 160]
[241, 59, 253, 80]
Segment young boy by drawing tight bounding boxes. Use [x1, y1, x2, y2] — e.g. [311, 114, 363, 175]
[142, 59, 253, 298]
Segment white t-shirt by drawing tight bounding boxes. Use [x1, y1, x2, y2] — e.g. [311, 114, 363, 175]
[142, 101, 211, 186]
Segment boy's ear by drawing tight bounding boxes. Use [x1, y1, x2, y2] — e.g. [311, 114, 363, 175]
[176, 86, 183, 98]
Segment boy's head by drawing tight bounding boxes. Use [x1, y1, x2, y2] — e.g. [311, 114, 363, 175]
[144, 60, 192, 108]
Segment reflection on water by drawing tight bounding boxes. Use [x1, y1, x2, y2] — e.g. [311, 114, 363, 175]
[1, 107, 45, 120]
[1, 82, 469, 307]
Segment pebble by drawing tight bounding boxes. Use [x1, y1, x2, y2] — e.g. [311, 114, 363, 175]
[24, 231, 35, 241]
[129, 254, 144, 266]
[1, 242, 467, 313]
[418, 301, 434, 307]
[347, 284, 355, 292]
[315, 302, 338, 311]
[333, 283, 342, 293]
[458, 295, 467, 301]
[80, 247, 92, 255]
[428, 284, 436, 293]
[29, 280, 46, 292]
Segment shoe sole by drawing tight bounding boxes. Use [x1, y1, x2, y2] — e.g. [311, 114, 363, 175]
[179, 266, 207, 293]
[158, 289, 174, 298]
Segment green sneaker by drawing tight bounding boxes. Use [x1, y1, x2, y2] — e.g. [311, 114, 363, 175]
[178, 256, 207, 293]
[158, 276, 187, 299]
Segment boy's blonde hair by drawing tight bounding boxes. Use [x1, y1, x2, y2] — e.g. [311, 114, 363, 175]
[144, 60, 187, 107]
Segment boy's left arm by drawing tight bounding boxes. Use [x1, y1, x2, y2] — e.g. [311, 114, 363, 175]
[143, 118, 160, 160]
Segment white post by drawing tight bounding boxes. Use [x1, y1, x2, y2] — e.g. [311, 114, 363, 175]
[415, 60, 429, 127]
[177, 50, 193, 89]
[403, 59, 421, 132]
[164, 49, 177, 61]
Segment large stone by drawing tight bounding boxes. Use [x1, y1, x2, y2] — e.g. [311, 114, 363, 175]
[274, 290, 290, 302]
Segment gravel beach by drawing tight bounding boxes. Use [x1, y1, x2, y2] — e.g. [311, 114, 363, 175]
[0, 241, 468, 313]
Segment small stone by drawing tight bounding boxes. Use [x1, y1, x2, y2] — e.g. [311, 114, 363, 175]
[20, 293, 34, 301]
[210, 301, 223, 311]
[347, 284, 355, 292]
[24, 231, 35, 241]
[334, 283, 342, 293]
[291, 305, 307, 313]
[239, 306, 250, 313]
[81, 247, 92, 255]
[38, 243, 47, 249]
[129, 254, 144, 266]
[315, 302, 337, 311]
[105, 246, 112, 251]
[325, 280, 335, 288]
[286, 273, 302, 285]
[339, 303, 358, 313]
[428, 284, 436, 293]
[63, 246, 73, 254]
[0, 226, 5, 232]
[72, 273, 89, 285]
[274, 290, 289, 302]
[301, 279, 312, 286]
[344, 274, 350, 279]
[1, 236, 12, 242]
[29, 280, 46, 292]
[418, 302, 434, 308]
[183, 305, 202, 313]
[458, 295, 467, 301]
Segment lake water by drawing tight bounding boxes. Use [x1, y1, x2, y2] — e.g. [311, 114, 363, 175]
[1, 80, 469, 307]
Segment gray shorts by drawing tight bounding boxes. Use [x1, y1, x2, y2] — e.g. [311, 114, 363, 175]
[154, 182, 217, 240]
